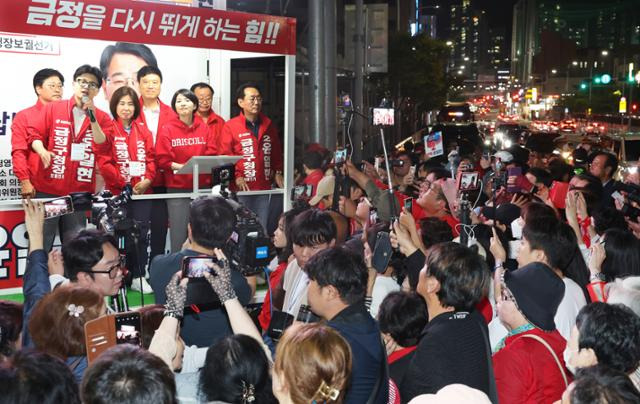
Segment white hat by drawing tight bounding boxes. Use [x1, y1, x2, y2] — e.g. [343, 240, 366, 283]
[408, 384, 492, 404]
[309, 175, 335, 206]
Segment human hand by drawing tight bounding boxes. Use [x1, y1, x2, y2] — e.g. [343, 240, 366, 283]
[510, 193, 529, 208]
[165, 271, 188, 317]
[202, 248, 237, 303]
[235, 176, 250, 192]
[588, 242, 606, 276]
[565, 191, 578, 224]
[20, 180, 36, 199]
[490, 226, 507, 263]
[399, 208, 416, 231]
[275, 172, 284, 188]
[363, 240, 373, 269]
[391, 220, 418, 257]
[23, 199, 44, 251]
[133, 179, 152, 195]
[383, 334, 399, 356]
[47, 249, 64, 276]
[38, 150, 54, 169]
[576, 192, 588, 220]
[402, 172, 415, 186]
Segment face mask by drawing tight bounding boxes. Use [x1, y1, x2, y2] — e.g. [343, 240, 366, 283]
[563, 346, 577, 375]
[511, 217, 524, 240]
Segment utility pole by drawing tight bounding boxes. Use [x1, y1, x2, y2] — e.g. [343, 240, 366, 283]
[353, 0, 365, 163]
[324, 0, 337, 149]
[309, 0, 325, 145]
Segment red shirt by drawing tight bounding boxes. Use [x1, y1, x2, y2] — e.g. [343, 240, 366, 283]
[258, 260, 288, 331]
[95, 120, 156, 194]
[137, 97, 176, 188]
[218, 112, 283, 191]
[493, 328, 570, 404]
[155, 117, 215, 189]
[27, 98, 113, 196]
[11, 100, 44, 181]
[303, 169, 324, 197]
[388, 345, 418, 365]
[195, 109, 225, 154]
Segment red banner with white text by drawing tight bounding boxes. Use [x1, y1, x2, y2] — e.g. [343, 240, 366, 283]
[0, 0, 296, 55]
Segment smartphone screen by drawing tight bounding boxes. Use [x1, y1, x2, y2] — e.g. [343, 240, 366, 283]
[44, 196, 74, 219]
[334, 149, 347, 164]
[506, 167, 522, 193]
[182, 256, 216, 278]
[459, 171, 479, 191]
[115, 312, 142, 346]
[404, 197, 413, 213]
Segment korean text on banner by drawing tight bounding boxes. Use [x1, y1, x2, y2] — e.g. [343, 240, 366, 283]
[0, 0, 296, 55]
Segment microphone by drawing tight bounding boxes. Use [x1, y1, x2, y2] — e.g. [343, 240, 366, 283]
[82, 95, 96, 122]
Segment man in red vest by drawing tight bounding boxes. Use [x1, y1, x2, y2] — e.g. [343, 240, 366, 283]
[218, 83, 283, 229]
[28, 64, 112, 251]
[191, 82, 225, 151]
[11, 68, 64, 199]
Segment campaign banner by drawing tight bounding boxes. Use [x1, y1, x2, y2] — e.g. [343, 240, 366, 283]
[0, 209, 29, 291]
[0, 0, 296, 55]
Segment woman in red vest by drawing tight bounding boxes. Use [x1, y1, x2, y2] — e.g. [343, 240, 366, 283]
[156, 89, 216, 253]
[96, 85, 156, 293]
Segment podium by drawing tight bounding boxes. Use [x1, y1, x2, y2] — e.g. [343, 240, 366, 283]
[176, 156, 241, 193]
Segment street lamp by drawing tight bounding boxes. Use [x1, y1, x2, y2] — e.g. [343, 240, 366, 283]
[601, 50, 609, 56]
[551, 69, 557, 74]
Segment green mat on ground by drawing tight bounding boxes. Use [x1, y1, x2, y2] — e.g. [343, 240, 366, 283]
[1, 290, 155, 307]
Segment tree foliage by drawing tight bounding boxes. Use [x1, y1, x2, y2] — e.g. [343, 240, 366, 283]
[387, 32, 450, 112]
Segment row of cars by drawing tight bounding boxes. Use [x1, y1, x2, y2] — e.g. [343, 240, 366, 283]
[424, 102, 639, 180]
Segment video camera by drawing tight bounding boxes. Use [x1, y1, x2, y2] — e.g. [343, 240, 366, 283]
[225, 198, 275, 276]
[69, 185, 134, 235]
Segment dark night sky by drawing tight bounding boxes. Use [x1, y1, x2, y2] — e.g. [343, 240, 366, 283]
[474, 0, 519, 29]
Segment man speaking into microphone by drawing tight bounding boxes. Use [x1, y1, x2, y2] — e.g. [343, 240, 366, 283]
[28, 64, 113, 251]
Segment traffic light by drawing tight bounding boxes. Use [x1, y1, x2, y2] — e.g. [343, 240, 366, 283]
[593, 74, 611, 84]
[594, 76, 601, 84]
[633, 103, 639, 113]
[580, 82, 588, 90]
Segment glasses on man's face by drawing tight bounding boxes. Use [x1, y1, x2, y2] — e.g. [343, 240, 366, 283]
[197, 97, 212, 104]
[75, 78, 99, 90]
[45, 83, 63, 90]
[90, 257, 125, 279]
[246, 96, 262, 104]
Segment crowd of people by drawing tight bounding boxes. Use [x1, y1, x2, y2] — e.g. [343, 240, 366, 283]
[1, 62, 640, 404]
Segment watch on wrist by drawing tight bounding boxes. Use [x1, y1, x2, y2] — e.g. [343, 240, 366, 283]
[163, 310, 182, 320]
[590, 272, 605, 282]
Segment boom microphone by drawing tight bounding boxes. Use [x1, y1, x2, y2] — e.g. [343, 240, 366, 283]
[82, 95, 96, 122]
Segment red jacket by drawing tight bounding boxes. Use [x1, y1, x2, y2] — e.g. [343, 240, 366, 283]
[493, 328, 570, 404]
[155, 117, 215, 189]
[137, 97, 176, 188]
[11, 100, 44, 182]
[195, 109, 225, 154]
[96, 120, 156, 194]
[218, 112, 283, 191]
[27, 98, 113, 196]
[258, 260, 288, 331]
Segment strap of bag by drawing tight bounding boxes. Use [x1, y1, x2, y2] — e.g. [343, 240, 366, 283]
[366, 336, 389, 404]
[476, 317, 499, 404]
[519, 334, 569, 388]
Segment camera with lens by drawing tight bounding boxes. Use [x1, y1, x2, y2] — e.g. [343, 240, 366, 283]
[224, 198, 275, 276]
[69, 185, 134, 235]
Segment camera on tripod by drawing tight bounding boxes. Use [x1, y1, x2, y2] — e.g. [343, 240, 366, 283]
[69, 185, 134, 235]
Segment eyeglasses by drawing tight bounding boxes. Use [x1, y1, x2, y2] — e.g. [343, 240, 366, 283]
[89, 257, 125, 279]
[75, 78, 99, 90]
[246, 96, 262, 104]
[45, 83, 63, 90]
[197, 97, 212, 103]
